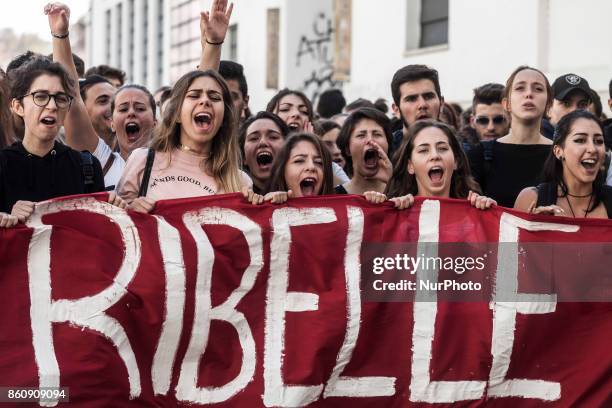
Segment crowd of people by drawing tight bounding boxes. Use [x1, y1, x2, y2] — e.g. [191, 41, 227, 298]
[1, 0, 611, 228]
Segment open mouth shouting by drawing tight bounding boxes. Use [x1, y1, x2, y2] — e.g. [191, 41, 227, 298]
[428, 165, 445, 186]
[287, 122, 301, 132]
[125, 122, 141, 142]
[580, 157, 600, 176]
[40, 116, 57, 127]
[194, 112, 213, 132]
[363, 148, 379, 169]
[256, 151, 274, 171]
[299, 176, 319, 196]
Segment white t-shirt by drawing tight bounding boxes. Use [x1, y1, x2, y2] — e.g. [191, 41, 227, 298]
[332, 161, 349, 183]
[94, 138, 126, 190]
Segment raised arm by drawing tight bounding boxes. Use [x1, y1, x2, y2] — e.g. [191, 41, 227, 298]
[45, 2, 100, 153]
[198, 0, 234, 71]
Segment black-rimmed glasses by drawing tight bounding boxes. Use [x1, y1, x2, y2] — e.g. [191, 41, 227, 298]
[19, 91, 73, 109]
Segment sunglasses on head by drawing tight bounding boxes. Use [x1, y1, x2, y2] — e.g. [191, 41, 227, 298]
[475, 115, 506, 126]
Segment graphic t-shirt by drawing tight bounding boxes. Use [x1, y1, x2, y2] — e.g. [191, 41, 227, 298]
[117, 147, 251, 203]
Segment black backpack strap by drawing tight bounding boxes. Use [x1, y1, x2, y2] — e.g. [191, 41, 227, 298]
[481, 140, 495, 178]
[79, 151, 95, 193]
[138, 148, 156, 197]
[600, 186, 612, 219]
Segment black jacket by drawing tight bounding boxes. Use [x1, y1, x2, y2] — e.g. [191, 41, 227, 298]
[541, 118, 555, 140]
[603, 118, 612, 151]
[0, 141, 104, 213]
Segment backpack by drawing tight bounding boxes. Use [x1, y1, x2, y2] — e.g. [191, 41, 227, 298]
[78, 151, 97, 193]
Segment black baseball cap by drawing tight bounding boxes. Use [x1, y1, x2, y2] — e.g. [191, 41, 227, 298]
[552, 74, 592, 101]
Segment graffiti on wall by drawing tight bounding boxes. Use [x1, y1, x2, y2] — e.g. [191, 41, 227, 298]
[295, 12, 343, 104]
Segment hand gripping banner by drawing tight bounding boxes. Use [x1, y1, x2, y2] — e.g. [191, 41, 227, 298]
[0, 193, 610, 407]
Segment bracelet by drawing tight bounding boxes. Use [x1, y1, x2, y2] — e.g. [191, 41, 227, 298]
[205, 38, 223, 45]
[51, 31, 69, 39]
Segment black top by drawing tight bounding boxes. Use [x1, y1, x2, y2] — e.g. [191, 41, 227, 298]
[536, 182, 612, 219]
[0, 141, 105, 213]
[335, 184, 348, 194]
[468, 141, 551, 208]
[603, 119, 612, 151]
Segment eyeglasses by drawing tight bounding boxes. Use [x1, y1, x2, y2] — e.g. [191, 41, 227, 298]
[19, 91, 73, 109]
[475, 115, 506, 126]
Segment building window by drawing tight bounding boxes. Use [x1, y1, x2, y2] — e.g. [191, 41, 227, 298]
[105, 10, 111, 63]
[117, 4, 122, 65]
[419, 0, 448, 48]
[158, 0, 164, 83]
[143, 0, 149, 82]
[333, 0, 351, 81]
[266, 9, 279, 89]
[128, 0, 134, 82]
[221, 24, 237, 61]
[405, 0, 448, 51]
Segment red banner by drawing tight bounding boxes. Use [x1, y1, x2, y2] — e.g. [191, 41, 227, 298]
[0, 193, 611, 407]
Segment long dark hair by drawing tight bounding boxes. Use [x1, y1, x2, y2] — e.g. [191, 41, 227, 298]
[385, 120, 480, 198]
[543, 110, 606, 211]
[238, 111, 289, 160]
[266, 133, 334, 195]
[0, 71, 15, 148]
[336, 107, 392, 178]
[265, 89, 314, 122]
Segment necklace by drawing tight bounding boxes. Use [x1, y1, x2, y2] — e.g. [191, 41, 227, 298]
[565, 194, 594, 218]
[179, 144, 209, 158]
[566, 191, 593, 198]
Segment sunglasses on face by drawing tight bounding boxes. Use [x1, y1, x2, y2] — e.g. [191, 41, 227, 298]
[475, 115, 506, 126]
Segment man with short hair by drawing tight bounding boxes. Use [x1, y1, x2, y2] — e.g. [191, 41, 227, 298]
[84, 64, 126, 88]
[219, 60, 250, 122]
[543, 73, 592, 138]
[80, 75, 116, 150]
[390, 64, 443, 150]
[470, 83, 509, 141]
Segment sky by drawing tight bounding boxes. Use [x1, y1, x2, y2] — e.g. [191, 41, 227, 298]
[0, 1, 89, 39]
